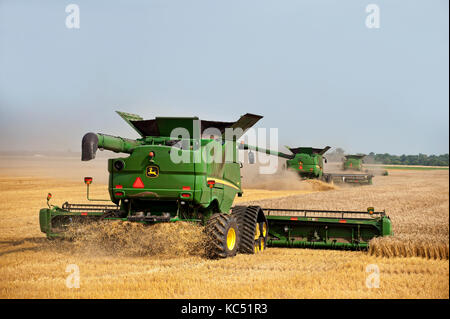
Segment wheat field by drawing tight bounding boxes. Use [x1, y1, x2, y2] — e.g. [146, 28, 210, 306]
[0, 156, 448, 299]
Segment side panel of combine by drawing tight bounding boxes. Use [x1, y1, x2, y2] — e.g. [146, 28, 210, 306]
[201, 141, 242, 214]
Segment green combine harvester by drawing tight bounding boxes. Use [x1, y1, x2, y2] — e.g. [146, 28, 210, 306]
[342, 154, 389, 179]
[39, 111, 392, 258]
[285, 146, 330, 179]
[240, 144, 374, 185]
[343, 155, 366, 171]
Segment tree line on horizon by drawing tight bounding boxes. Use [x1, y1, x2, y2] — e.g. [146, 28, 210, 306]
[326, 148, 449, 166]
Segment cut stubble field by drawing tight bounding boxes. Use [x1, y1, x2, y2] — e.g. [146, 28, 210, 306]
[0, 157, 448, 298]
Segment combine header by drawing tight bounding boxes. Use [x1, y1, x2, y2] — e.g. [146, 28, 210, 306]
[264, 207, 391, 249]
[240, 143, 374, 185]
[39, 111, 392, 258]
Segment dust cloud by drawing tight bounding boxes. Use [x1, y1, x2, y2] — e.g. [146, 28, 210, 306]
[241, 157, 335, 191]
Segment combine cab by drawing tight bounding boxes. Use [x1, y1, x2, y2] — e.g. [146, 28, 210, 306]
[39, 111, 392, 258]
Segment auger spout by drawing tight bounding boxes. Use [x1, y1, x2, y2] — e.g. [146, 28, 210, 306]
[81, 132, 142, 161]
[239, 143, 294, 160]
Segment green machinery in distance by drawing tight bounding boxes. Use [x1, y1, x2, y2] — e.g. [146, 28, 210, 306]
[342, 154, 389, 177]
[39, 111, 392, 258]
[285, 146, 331, 179]
[240, 144, 374, 185]
[343, 154, 366, 171]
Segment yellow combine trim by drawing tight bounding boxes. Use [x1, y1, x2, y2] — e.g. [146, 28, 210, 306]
[262, 222, 267, 237]
[227, 227, 236, 250]
[254, 225, 260, 240]
[254, 241, 260, 254]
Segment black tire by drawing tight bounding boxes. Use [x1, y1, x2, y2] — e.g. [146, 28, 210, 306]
[231, 206, 259, 254]
[205, 213, 240, 259]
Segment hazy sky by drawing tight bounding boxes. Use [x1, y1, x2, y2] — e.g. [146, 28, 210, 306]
[0, 0, 448, 155]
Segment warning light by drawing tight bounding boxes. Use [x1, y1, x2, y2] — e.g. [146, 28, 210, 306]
[84, 177, 93, 185]
[181, 193, 191, 198]
[132, 177, 145, 188]
[149, 151, 155, 158]
[115, 185, 123, 189]
[182, 186, 191, 190]
[115, 192, 124, 197]
[207, 180, 215, 188]
[47, 193, 52, 201]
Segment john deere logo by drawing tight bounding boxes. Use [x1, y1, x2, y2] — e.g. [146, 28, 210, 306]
[146, 165, 159, 178]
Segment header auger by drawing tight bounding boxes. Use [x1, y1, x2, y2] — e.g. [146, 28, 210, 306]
[39, 111, 392, 258]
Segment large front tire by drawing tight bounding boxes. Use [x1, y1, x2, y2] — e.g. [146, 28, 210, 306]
[205, 213, 240, 259]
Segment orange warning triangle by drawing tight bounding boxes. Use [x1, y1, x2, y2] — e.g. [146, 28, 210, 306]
[132, 177, 145, 188]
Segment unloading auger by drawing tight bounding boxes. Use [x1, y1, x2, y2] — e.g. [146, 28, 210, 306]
[39, 111, 392, 258]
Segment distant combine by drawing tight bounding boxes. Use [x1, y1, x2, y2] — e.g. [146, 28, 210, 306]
[343, 155, 365, 171]
[240, 144, 375, 185]
[342, 154, 388, 176]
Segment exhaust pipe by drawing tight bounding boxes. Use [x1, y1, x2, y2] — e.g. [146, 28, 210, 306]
[81, 132, 99, 161]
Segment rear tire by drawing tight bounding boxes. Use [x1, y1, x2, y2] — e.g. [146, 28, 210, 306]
[232, 206, 269, 254]
[205, 213, 240, 259]
[231, 206, 259, 254]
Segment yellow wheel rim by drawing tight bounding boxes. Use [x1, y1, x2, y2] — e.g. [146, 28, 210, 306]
[227, 227, 236, 250]
[262, 222, 267, 237]
[254, 224, 260, 240]
[254, 241, 259, 254]
[260, 239, 265, 252]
